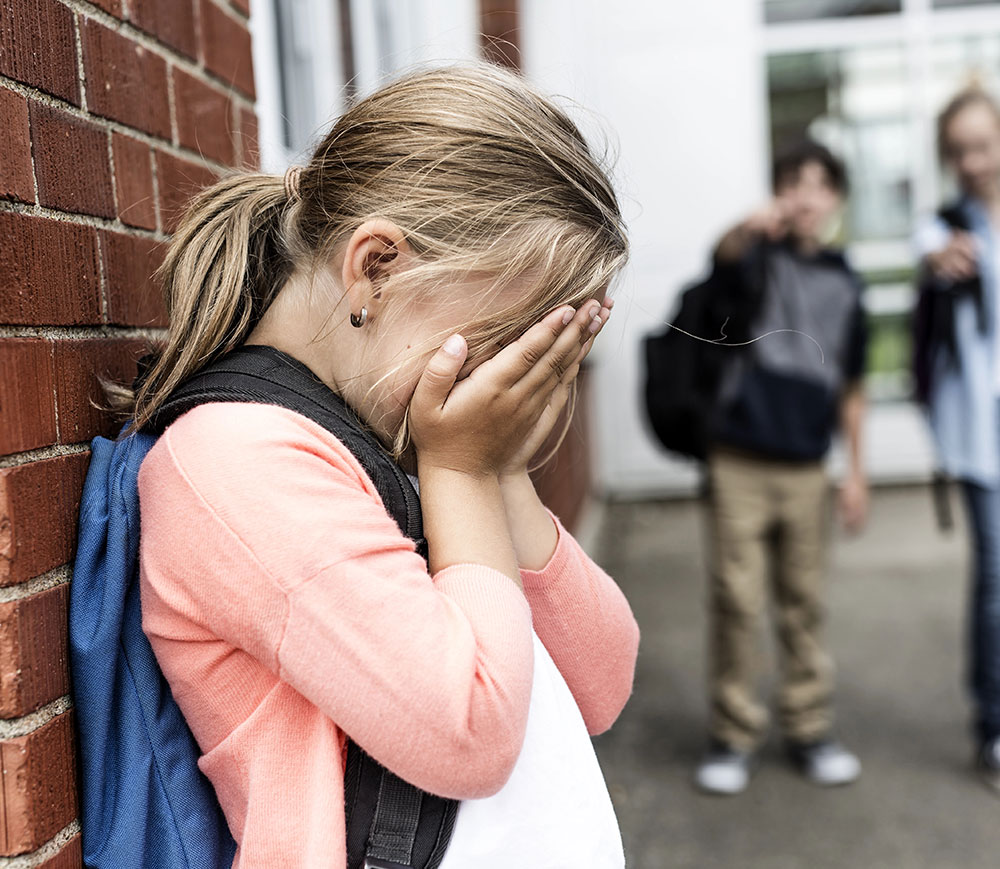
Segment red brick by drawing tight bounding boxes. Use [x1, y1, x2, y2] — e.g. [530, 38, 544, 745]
[155, 150, 219, 232]
[111, 133, 157, 230]
[0, 88, 34, 203]
[174, 68, 234, 164]
[0, 454, 88, 586]
[130, 0, 197, 60]
[81, 19, 171, 140]
[29, 103, 115, 219]
[51, 338, 148, 443]
[0, 585, 70, 717]
[200, 0, 255, 98]
[101, 232, 167, 326]
[0, 213, 102, 326]
[0, 712, 77, 856]
[89, 0, 124, 16]
[0, 0, 79, 104]
[37, 833, 82, 869]
[0, 340, 56, 456]
[479, 1, 521, 71]
[237, 104, 259, 169]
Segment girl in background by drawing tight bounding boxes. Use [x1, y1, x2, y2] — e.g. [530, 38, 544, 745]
[131, 64, 639, 867]
[917, 86, 1000, 793]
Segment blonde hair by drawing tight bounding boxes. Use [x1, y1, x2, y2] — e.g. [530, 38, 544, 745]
[123, 63, 628, 451]
[937, 84, 1000, 162]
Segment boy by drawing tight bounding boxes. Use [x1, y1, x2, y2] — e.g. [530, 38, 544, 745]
[695, 141, 868, 795]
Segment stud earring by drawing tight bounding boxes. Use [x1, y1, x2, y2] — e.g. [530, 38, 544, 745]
[350, 307, 368, 328]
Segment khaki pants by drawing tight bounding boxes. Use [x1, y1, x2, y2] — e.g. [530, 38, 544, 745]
[705, 449, 835, 750]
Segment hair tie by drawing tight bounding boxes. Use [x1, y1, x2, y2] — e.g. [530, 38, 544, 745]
[283, 165, 303, 201]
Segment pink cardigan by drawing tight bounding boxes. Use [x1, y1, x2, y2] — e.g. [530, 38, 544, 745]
[137, 403, 639, 868]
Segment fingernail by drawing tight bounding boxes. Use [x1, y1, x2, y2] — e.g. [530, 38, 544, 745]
[590, 301, 602, 316]
[589, 315, 602, 334]
[561, 308, 575, 325]
[443, 335, 464, 357]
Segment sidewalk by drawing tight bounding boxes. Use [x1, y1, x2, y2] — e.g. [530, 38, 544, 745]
[593, 486, 1000, 868]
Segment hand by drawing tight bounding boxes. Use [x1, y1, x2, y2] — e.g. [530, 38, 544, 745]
[743, 198, 792, 242]
[409, 301, 604, 479]
[500, 297, 613, 478]
[926, 231, 978, 283]
[839, 472, 869, 534]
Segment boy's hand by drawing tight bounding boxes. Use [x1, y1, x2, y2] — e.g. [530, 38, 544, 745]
[410, 301, 603, 479]
[839, 471, 869, 534]
[926, 231, 978, 283]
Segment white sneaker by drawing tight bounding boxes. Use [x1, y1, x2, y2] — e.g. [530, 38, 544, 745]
[976, 737, 1000, 794]
[788, 739, 861, 786]
[695, 742, 752, 795]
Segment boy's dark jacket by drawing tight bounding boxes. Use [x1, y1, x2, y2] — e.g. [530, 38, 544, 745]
[644, 240, 864, 462]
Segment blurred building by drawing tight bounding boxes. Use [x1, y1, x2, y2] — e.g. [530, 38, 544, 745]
[250, 0, 1000, 500]
[522, 0, 1000, 496]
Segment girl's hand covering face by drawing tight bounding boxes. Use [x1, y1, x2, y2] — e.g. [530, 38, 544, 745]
[409, 299, 610, 479]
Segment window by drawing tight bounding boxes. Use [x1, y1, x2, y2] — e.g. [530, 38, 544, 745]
[933, 0, 1000, 9]
[765, 0, 900, 25]
[764, 0, 1000, 401]
[768, 46, 910, 244]
[252, 0, 479, 170]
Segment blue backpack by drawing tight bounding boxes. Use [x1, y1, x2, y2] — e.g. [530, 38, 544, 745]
[69, 345, 457, 869]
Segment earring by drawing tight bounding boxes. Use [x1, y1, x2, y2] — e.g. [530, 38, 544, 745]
[350, 307, 368, 328]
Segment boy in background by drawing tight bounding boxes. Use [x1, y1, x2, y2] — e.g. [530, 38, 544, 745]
[695, 141, 869, 795]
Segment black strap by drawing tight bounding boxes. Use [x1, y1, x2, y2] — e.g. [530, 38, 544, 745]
[366, 772, 424, 866]
[148, 345, 426, 557]
[148, 344, 454, 868]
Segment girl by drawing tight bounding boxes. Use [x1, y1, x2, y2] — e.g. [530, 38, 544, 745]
[917, 86, 1000, 792]
[132, 64, 640, 866]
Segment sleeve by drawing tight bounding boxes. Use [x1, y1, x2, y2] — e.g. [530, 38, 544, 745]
[913, 215, 951, 259]
[519, 514, 639, 735]
[843, 272, 869, 385]
[138, 403, 535, 799]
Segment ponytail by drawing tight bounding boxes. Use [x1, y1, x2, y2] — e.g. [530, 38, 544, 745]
[121, 173, 294, 431]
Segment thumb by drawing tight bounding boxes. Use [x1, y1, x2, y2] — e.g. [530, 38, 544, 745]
[413, 334, 468, 409]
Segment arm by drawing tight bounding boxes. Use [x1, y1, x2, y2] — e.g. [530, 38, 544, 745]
[838, 383, 868, 533]
[139, 405, 534, 799]
[714, 199, 790, 264]
[519, 513, 639, 735]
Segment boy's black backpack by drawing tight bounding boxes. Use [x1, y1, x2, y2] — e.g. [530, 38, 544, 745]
[643, 255, 764, 461]
[69, 343, 457, 869]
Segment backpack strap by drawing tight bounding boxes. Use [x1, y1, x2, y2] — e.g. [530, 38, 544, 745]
[148, 344, 425, 557]
[147, 344, 455, 869]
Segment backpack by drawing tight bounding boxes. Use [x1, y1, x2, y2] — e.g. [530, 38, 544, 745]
[69, 344, 458, 869]
[911, 203, 986, 405]
[643, 254, 764, 461]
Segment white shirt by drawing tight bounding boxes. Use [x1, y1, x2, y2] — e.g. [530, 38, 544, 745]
[438, 633, 626, 869]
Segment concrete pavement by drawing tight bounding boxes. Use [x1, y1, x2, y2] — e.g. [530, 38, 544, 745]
[592, 486, 1000, 868]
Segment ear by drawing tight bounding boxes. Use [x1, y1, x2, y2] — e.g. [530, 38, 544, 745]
[341, 219, 411, 321]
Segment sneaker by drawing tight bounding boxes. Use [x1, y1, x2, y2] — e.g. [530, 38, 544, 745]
[975, 737, 1000, 794]
[787, 739, 861, 786]
[694, 741, 753, 795]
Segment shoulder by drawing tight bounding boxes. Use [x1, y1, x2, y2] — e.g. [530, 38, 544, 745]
[139, 402, 378, 509]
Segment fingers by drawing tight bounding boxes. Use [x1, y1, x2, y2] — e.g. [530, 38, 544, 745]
[569, 299, 613, 374]
[412, 334, 468, 411]
[517, 300, 604, 394]
[931, 232, 979, 282]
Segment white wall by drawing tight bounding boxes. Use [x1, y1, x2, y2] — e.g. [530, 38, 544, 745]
[522, 0, 770, 496]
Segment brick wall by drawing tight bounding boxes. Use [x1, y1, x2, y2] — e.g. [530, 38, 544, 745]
[0, 0, 257, 863]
